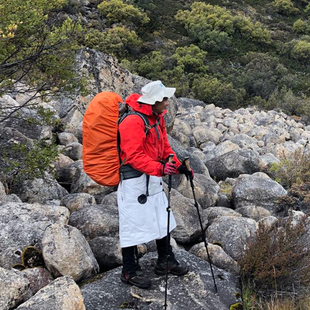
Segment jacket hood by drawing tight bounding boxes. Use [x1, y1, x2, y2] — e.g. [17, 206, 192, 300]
[125, 93, 167, 116]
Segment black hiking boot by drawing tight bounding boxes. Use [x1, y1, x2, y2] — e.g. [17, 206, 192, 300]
[121, 271, 151, 289]
[154, 259, 189, 276]
[134, 263, 143, 276]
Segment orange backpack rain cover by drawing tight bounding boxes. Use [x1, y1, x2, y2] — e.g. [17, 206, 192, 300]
[82, 92, 123, 186]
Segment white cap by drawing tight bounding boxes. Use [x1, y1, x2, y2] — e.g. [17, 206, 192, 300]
[138, 80, 176, 105]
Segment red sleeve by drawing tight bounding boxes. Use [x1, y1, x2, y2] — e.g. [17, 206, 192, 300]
[119, 115, 163, 176]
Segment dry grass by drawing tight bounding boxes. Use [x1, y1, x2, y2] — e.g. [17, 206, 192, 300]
[264, 295, 310, 310]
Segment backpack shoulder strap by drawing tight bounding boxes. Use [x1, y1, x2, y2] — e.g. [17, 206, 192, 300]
[119, 110, 151, 135]
[117, 110, 151, 165]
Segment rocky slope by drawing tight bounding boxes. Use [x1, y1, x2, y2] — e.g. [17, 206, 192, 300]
[0, 48, 308, 309]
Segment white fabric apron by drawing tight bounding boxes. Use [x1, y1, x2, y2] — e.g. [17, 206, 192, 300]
[117, 174, 176, 248]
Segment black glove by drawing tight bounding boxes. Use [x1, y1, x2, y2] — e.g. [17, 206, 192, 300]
[178, 160, 194, 180]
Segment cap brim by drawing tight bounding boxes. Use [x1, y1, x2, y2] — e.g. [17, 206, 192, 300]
[138, 87, 176, 105]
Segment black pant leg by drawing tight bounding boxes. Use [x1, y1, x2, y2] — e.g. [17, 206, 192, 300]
[122, 246, 136, 276]
[156, 236, 175, 263]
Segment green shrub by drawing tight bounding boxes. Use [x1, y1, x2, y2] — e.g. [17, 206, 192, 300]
[100, 26, 142, 58]
[192, 75, 245, 108]
[0, 0, 83, 99]
[175, 2, 271, 53]
[278, 183, 310, 213]
[293, 19, 308, 34]
[129, 51, 166, 79]
[291, 40, 310, 62]
[238, 217, 310, 295]
[269, 148, 310, 188]
[273, 0, 298, 15]
[240, 52, 293, 100]
[2, 139, 59, 190]
[171, 44, 208, 74]
[97, 0, 149, 27]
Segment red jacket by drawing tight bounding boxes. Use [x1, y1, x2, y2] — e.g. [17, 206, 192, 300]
[119, 94, 181, 176]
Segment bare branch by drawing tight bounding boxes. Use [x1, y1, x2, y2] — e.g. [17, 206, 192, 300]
[0, 83, 47, 123]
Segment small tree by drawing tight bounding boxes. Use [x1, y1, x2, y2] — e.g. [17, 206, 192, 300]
[192, 75, 245, 108]
[293, 19, 308, 34]
[273, 0, 298, 15]
[97, 0, 149, 28]
[291, 40, 310, 62]
[0, 0, 84, 122]
[239, 217, 310, 296]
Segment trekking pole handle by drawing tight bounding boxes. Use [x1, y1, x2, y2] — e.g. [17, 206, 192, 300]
[184, 157, 191, 171]
[184, 157, 194, 185]
[168, 154, 175, 164]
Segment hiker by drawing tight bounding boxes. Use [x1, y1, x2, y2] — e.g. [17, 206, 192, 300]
[117, 80, 194, 289]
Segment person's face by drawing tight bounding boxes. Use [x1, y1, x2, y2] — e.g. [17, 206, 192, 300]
[152, 97, 169, 114]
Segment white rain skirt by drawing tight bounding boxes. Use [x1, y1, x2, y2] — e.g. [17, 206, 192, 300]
[117, 174, 176, 248]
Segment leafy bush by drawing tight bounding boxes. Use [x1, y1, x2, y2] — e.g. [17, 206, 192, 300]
[171, 45, 208, 74]
[269, 148, 310, 188]
[2, 139, 59, 191]
[293, 19, 308, 34]
[85, 26, 142, 58]
[291, 40, 310, 62]
[129, 51, 166, 80]
[175, 2, 271, 53]
[277, 183, 310, 214]
[267, 88, 310, 117]
[192, 75, 245, 108]
[0, 0, 83, 100]
[238, 217, 310, 295]
[97, 0, 149, 27]
[240, 52, 292, 100]
[273, 0, 298, 15]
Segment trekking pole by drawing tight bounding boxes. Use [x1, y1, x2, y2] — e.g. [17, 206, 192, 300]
[164, 154, 174, 310]
[184, 158, 218, 293]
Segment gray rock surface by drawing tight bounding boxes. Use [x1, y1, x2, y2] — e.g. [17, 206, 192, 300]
[0, 181, 6, 204]
[57, 160, 83, 187]
[176, 173, 219, 209]
[167, 135, 210, 175]
[204, 207, 242, 226]
[189, 242, 240, 275]
[177, 97, 206, 109]
[57, 132, 78, 145]
[61, 142, 83, 161]
[0, 202, 69, 268]
[236, 205, 271, 221]
[170, 189, 208, 244]
[17, 176, 69, 204]
[232, 174, 287, 213]
[0, 267, 29, 310]
[60, 193, 96, 213]
[16, 276, 86, 310]
[206, 216, 257, 260]
[22, 267, 53, 300]
[1, 96, 55, 140]
[89, 236, 122, 270]
[42, 223, 99, 282]
[68, 204, 119, 240]
[81, 251, 241, 310]
[71, 168, 114, 202]
[206, 149, 260, 180]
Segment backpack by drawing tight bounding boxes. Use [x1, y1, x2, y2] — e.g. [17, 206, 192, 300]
[82, 91, 154, 187]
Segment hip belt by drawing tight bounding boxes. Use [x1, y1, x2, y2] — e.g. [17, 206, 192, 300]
[120, 164, 143, 180]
